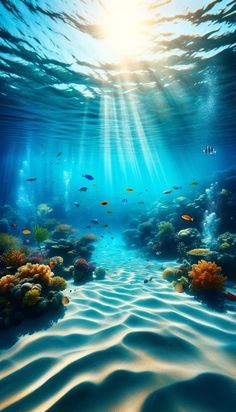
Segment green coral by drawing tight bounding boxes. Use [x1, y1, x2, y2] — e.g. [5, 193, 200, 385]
[23, 289, 41, 306]
[32, 226, 49, 247]
[0, 234, 19, 254]
[50, 276, 67, 291]
[157, 221, 175, 241]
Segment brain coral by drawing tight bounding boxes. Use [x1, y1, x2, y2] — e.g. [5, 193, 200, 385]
[189, 260, 227, 292]
[16, 263, 52, 286]
[0, 275, 18, 294]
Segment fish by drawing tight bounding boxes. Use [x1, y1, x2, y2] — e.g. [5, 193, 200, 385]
[100, 201, 109, 206]
[189, 182, 199, 186]
[173, 186, 182, 190]
[122, 198, 128, 203]
[10, 223, 17, 227]
[163, 190, 172, 194]
[103, 224, 109, 228]
[106, 210, 113, 214]
[101, 235, 104, 238]
[202, 146, 216, 154]
[79, 187, 88, 192]
[85, 225, 91, 228]
[82, 174, 94, 180]
[62, 296, 70, 305]
[57, 152, 62, 157]
[74, 202, 80, 207]
[25, 177, 37, 182]
[225, 292, 236, 301]
[48, 261, 55, 269]
[91, 219, 99, 224]
[144, 276, 153, 284]
[111, 236, 114, 239]
[126, 188, 133, 192]
[182, 215, 194, 221]
[22, 229, 31, 235]
[137, 201, 145, 204]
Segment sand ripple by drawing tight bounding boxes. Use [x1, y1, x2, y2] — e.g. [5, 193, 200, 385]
[0, 240, 236, 412]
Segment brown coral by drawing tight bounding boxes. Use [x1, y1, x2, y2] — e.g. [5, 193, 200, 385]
[56, 224, 74, 233]
[0, 249, 26, 268]
[0, 275, 18, 295]
[50, 276, 67, 291]
[188, 260, 227, 292]
[16, 263, 52, 287]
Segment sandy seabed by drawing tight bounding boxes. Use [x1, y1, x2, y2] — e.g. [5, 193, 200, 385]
[0, 237, 236, 412]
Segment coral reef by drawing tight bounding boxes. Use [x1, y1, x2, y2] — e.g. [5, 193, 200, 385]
[73, 258, 94, 283]
[16, 263, 52, 287]
[0, 249, 26, 269]
[50, 276, 67, 291]
[189, 260, 227, 292]
[0, 234, 19, 254]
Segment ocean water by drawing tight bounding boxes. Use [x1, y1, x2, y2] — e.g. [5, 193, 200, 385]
[0, 1, 236, 411]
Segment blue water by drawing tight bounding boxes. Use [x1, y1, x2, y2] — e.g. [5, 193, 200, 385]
[0, 1, 236, 411]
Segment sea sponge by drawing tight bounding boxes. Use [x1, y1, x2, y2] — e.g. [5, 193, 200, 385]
[16, 263, 52, 287]
[0, 275, 18, 295]
[50, 276, 67, 291]
[188, 260, 227, 292]
[23, 289, 41, 306]
[0, 234, 19, 254]
[0, 249, 26, 268]
[163, 267, 182, 282]
[187, 248, 210, 256]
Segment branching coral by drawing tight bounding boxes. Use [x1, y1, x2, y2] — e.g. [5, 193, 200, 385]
[0, 234, 19, 254]
[16, 263, 52, 287]
[50, 276, 67, 291]
[188, 260, 227, 292]
[0, 275, 18, 295]
[32, 226, 49, 246]
[0, 249, 26, 268]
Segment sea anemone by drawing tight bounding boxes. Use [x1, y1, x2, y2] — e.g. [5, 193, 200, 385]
[32, 226, 49, 246]
[0, 233, 19, 254]
[0, 249, 26, 268]
[16, 263, 52, 287]
[188, 260, 227, 292]
[0, 275, 18, 295]
[50, 276, 67, 291]
[23, 289, 41, 306]
[187, 248, 210, 256]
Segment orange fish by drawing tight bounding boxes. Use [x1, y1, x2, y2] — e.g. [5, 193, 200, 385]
[126, 188, 133, 192]
[182, 215, 193, 221]
[100, 201, 109, 206]
[62, 296, 70, 305]
[11, 223, 17, 227]
[48, 261, 55, 269]
[22, 229, 31, 235]
[225, 292, 236, 301]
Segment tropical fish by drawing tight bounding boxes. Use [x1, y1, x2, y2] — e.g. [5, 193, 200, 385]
[25, 177, 37, 182]
[10, 223, 17, 227]
[144, 276, 153, 284]
[91, 219, 99, 224]
[122, 198, 128, 203]
[82, 174, 94, 180]
[189, 182, 199, 186]
[182, 215, 194, 221]
[202, 146, 216, 154]
[126, 188, 133, 192]
[79, 187, 88, 192]
[106, 210, 113, 214]
[57, 152, 62, 157]
[85, 225, 91, 228]
[22, 229, 31, 235]
[163, 190, 172, 194]
[100, 201, 109, 206]
[173, 186, 182, 190]
[48, 261, 55, 269]
[74, 202, 80, 207]
[62, 296, 70, 305]
[225, 292, 236, 301]
[103, 224, 109, 228]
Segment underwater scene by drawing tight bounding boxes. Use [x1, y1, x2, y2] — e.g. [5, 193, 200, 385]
[0, 0, 236, 411]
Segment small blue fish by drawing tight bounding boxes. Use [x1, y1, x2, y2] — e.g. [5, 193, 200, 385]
[25, 177, 37, 182]
[79, 187, 88, 192]
[122, 198, 128, 203]
[82, 174, 94, 181]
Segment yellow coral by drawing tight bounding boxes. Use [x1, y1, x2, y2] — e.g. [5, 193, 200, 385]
[16, 263, 52, 286]
[50, 276, 67, 291]
[23, 289, 41, 306]
[163, 267, 182, 282]
[188, 260, 227, 292]
[0, 275, 18, 294]
[0, 249, 26, 268]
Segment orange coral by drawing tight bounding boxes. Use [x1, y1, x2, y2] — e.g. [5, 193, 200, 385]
[16, 263, 52, 287]
[0, 275, 18, 294]
[0, 249, 26, 268]
[188, 260, 227, 292]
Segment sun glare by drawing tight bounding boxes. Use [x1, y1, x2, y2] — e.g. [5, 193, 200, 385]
[100, 0, 151, 60]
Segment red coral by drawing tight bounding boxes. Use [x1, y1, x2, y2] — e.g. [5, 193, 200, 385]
[188, 260, 227, 292]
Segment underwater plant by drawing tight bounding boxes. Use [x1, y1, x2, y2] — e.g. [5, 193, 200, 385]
[0, 233, 19, 254]
[50, 276, 67, 291]
[16, 263, 52, 287]
[32, 226, 49, 248]
[188, 260, 227, 292]
[0, 249, 26, 268]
